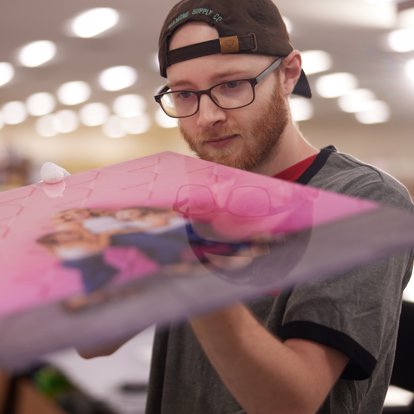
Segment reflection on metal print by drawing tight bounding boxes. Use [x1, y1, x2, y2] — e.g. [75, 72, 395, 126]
[1, 151, 414, 372]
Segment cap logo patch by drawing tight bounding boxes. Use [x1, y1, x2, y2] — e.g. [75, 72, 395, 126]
[219, 36, 240, 53]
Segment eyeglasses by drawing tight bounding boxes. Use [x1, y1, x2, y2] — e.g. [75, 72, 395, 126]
[154, 57, 282, 119]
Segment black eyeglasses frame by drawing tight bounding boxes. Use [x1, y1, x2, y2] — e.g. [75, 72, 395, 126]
[154, 57, 283, 119]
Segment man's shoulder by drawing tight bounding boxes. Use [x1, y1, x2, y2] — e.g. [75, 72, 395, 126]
[309, 149, 413, 211]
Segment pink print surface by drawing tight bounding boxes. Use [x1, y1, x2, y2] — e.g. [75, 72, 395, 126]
[1, 151, 413, 372]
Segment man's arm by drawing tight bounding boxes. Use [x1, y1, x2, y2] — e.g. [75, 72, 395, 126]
[190, 303, 349, 414]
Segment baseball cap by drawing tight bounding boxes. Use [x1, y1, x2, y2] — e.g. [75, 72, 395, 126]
[158, 0, 311, 98]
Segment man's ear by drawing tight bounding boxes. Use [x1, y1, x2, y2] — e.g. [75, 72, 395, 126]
[280, 50, 303, 96]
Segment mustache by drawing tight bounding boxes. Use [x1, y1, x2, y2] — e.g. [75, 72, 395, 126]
[196, 129, 241, 142]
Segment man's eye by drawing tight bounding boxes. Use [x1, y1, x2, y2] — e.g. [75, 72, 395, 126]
[176, 91, 194, 100]
[222, 80, 242, 89]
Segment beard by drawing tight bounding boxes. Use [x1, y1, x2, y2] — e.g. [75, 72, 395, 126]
[180, 86, 289, 171]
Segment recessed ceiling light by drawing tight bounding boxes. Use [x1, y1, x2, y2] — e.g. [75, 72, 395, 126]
[103, 115, 127, 139]
[289, 97, 314, 122]
[315, 72, 358, 98]
[113, 94, 146, 118]
[282, 16, 292, 33]
[152, 52, 160, 72]
[387, 28, 414, 53]
[70, 8, 120, 38]
[385, 385, 414, 407]
[26, 92, 56, 116]
[398, 8, 414, 28]
[57, 81, 91, 105]
[354, 100, 390, 124]
[18, 40, 56, 67]
[99, 66, 137, 91]
[403, 277, 414, 303]
[2, 101, 27, 125]
[53, 110, 79, 133]
[301, 50, 332, 75]
[337, 89, 376, 113]
[405, 59, 414, 83]
[155, 108, 178, 129]
[36, 115, 58, 137]
[121, 114, 151, 135]
[79, 102, 110, 126]
[0, 62, 14, 87]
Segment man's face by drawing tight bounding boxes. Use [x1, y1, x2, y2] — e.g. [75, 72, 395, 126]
[167, 23, 289, 173]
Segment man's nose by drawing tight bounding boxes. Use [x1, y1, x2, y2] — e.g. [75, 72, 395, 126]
[196, 94, 226, 128]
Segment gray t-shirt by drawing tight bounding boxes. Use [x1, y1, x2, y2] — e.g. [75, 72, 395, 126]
[145, 147, 414, 414]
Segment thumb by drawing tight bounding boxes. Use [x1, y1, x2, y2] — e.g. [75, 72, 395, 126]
[40, 162, 70, 184]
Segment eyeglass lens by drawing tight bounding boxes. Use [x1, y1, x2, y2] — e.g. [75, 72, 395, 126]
[160, 80, 255, 118]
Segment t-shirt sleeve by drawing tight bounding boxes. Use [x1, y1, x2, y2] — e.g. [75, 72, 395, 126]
[279, 175, 414, 380]
[279, 253, 411, 379]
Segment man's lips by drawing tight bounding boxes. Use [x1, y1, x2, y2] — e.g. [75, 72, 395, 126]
[204, 134, 239, 148]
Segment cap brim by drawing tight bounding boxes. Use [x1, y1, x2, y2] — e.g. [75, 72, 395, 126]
[293, 70, 312, 98]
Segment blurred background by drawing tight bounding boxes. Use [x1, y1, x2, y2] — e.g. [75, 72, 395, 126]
[0, 0, 414, 190]
[1, 0, 414, 413]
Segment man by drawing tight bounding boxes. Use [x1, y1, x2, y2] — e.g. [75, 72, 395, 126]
[44, 0, 413, 412]
[147, 1, 413, 413]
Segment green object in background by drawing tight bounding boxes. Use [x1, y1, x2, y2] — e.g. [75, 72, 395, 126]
[33, 366, 73, 399]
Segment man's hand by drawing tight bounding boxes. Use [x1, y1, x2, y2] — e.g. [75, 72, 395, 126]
[40, 162, 70, 184]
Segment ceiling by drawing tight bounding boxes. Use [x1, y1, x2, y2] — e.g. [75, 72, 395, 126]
[0, 0, 414, 182]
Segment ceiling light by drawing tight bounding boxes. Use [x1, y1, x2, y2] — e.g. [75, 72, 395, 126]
[405, 59, 414, 83]
[301, 50, 332, 75]
[79, 102, 110, 126]
[403, 276, 414, 302]
[354, 100, 390, 124]
[26, 92, 56, 116]
[36, 115, 58, 137]
[289, 97, 314, 122]
[315, 72, 358, 98]
[121, 114, 151, 135]
[103, 116, 127, 139]
[99, 66, 137, 91]
[385, 386, 414, 408]
[399, 8, 414, 28]
[53, 110, 79, 133]
[57, 81, 91, 105]
[282, 16, 292, 33]
[70, 8, 120, 38]
[387, 28, 414, 53]
[18, 40, 56, 67]
[113, 94, 146, 118]
[0, 62, 14, 87]
[397, 0, 414, 28]
[337, 89, 376, 113]
[155, 108, 178, 129]
[2, 101, 27, 125]
[152, 52, 160, 72]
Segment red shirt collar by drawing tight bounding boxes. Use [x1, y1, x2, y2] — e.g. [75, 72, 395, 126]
[273, 154, 318, 182]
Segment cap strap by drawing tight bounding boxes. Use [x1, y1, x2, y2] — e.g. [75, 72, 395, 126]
[167, 34, 257, 66]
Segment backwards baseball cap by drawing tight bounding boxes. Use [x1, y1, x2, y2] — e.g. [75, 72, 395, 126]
[158, 0, 311, 98]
